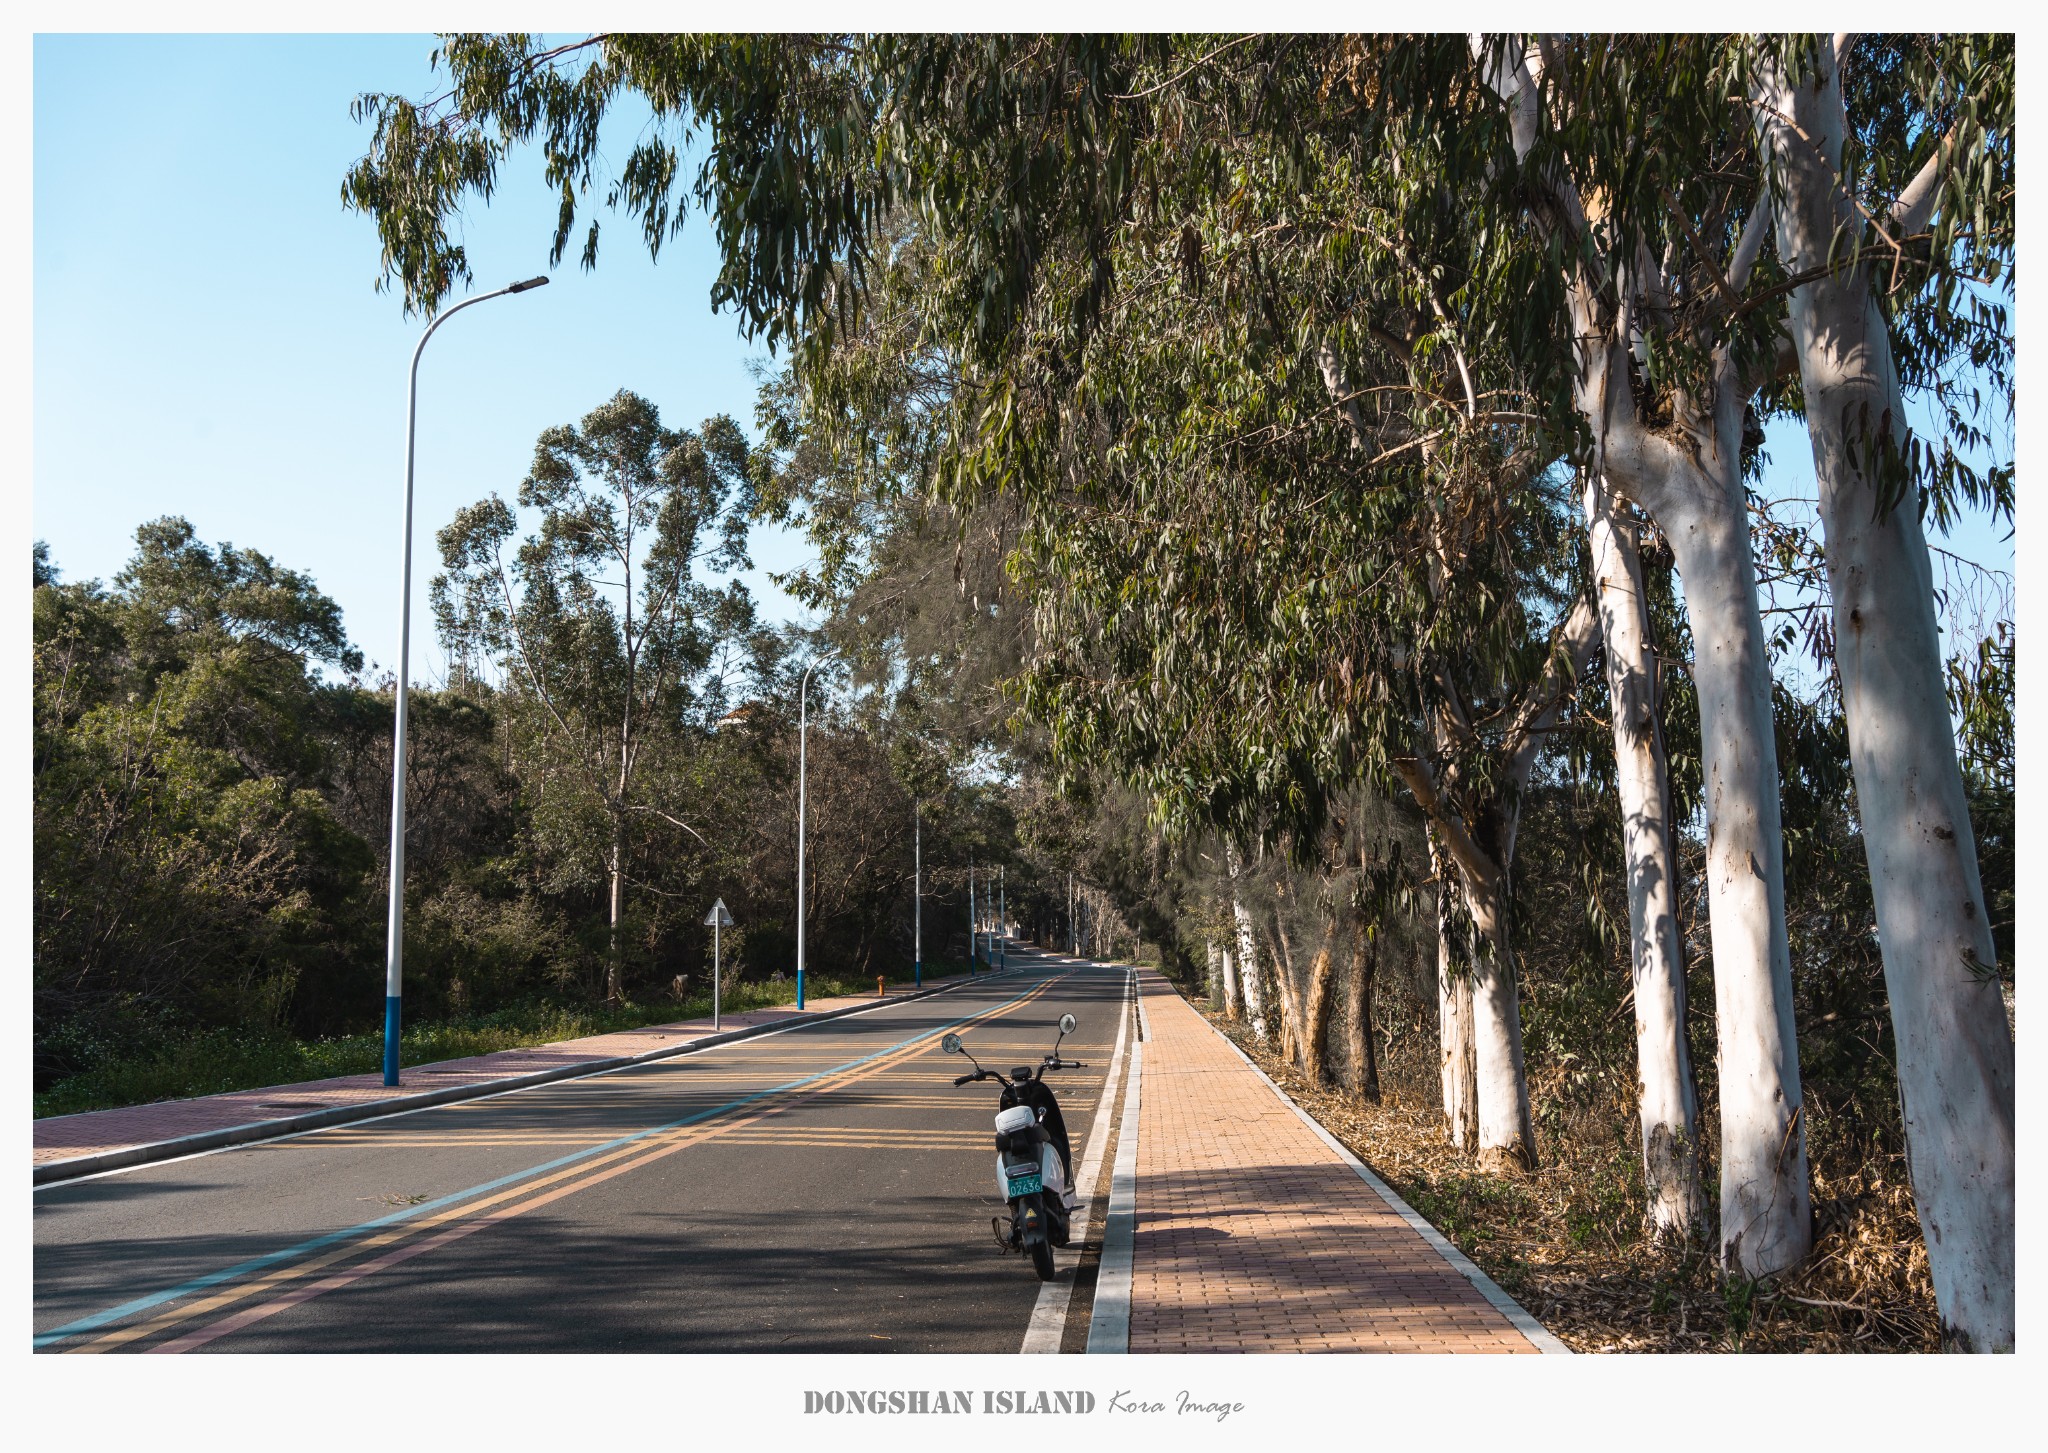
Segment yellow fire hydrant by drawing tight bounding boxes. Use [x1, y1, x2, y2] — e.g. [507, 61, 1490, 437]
[877, 976, 887, 998]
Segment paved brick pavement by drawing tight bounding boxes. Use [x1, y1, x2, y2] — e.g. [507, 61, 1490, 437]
[33, 975, 981, 1170]
[1130, 969, 1544, 1353]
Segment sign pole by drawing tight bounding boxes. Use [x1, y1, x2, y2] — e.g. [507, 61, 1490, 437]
[704, 898, 733, 1032]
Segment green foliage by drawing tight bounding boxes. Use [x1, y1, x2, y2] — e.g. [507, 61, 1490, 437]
[1948, 621, 2014, 969]
[432, 388, 767, 999]
[34, 522, 377, 1086]
[32, 513, 1021, 1112]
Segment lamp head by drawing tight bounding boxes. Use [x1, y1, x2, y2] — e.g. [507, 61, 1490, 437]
[507, 276, 550, 294]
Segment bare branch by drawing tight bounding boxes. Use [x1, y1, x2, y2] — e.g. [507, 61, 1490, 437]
[626, 803, 710, 846]
[1109, 34, 1260, 101]
[1727, 198, 1772, 295]
[1890, 130, 1955, 237]
[1500, 593, 1600, 784]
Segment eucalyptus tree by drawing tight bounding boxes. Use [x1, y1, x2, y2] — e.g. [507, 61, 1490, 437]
[1442, 30, 2012, 1314]
[341, 35, 2006, 1289]
[988, 190, 1602, 1173]
[1753, 33, 2014, 1352]
[432, 390, 758, 1003]
[1581, 473, 1704, 1234]
[1413, 33, 1817, 1275]
[343, 32, 1599, 1176]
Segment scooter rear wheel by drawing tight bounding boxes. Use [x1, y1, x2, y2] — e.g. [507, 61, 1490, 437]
[1030, 1235, 1055, 1281]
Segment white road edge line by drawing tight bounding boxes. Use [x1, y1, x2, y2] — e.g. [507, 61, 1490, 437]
[1019, 962, 1132, 1353]
[1084, 968, 1142, 1355]
[1182, 971, 1572, 1355]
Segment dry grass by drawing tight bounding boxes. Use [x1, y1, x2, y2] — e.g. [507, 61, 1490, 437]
[1201, 1005, 1939, 1352]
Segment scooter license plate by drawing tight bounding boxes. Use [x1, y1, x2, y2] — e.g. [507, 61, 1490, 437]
[1007, 1171, 1043, 1196]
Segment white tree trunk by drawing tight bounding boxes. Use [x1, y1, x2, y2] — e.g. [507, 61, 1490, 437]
[1236, 908, 1266, 1037]
[1432, 832, 1480, 1152]
[1584, 474, 1705, 1236]
[1225, 841, 1267, 1038]
[1444, 953, 1478, 1151]
[1763, 50, 2015, 1351]
[1479, 36, 1812, 1276]
[1649, 463, 1811, 1278]
[1221, 946, 1241, 1018]
[1571, 285, 1811, 1275]
[1459, 883, 1539, 1172]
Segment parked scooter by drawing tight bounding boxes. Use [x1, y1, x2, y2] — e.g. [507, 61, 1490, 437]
[942, 1013, 1084, 1281]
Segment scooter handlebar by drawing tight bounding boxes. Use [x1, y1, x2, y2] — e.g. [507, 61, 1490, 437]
[952, 1072, 978, 1086]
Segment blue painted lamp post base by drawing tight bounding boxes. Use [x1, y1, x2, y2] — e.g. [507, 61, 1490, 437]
[382, 996, 402, 1086]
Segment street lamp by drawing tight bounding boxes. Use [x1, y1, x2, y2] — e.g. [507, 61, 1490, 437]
[382, 275, 549, 1089]
[796, 646, 839, 1011]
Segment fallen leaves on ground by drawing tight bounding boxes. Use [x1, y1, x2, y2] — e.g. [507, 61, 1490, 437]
[1202, 1008, 1939, 1353]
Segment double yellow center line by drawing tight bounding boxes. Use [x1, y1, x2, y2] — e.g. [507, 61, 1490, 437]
[67, 974, 1067, 1354]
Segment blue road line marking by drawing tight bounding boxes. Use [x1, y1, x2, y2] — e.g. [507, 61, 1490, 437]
[33, 969, 1072, 1350]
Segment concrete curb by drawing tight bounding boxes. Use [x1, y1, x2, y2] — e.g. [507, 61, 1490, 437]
[1085, 968, 1142, 1355]
[1179, 975, 1572, 1355]
[1020, 960, 1133, 1354]
[33, 970, 1018, 1188]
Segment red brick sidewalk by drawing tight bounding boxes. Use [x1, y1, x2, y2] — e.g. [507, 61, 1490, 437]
[1130, 970, 1558, 1353]
[34, 974, 980, 1172]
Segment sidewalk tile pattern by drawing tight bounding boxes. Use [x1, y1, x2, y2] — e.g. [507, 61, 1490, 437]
[1131, 971, 1538, 1353]
[34, 979, 972, 1167]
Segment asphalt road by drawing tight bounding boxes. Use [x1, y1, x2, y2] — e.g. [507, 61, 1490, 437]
[33, 950, 1130, 1354]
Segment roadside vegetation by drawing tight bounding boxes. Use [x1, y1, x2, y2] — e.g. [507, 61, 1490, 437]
[33, 512, 1013, 1115]
[33, 960, 971, 1119]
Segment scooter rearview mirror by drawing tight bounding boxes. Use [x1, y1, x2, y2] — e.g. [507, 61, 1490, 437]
[941, 1033, 963, 1055]
[1059, 1014, 1077, 1036]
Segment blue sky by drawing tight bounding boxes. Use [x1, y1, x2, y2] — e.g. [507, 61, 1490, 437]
[34, 33, 814, 688]
[34, 33, 2015, 693]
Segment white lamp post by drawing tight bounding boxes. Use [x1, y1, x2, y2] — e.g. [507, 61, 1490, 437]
[795, 647, 839, 1011]
[382, 275, 549, 1088]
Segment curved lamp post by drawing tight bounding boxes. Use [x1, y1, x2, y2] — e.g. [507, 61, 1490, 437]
[382, 276, 549, 1088]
